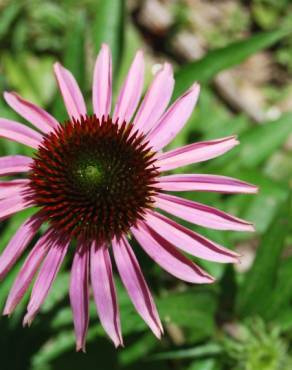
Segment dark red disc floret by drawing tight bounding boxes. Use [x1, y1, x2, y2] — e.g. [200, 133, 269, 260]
[26, 115, 159, 243]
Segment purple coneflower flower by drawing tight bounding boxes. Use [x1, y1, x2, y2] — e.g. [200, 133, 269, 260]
[0, 44, 257, 350]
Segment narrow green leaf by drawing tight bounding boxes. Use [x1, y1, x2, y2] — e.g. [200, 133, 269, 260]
[265, 257, 292, 320]
[207, 113, 292, 173]
[63, 11, 86, 90]
[118, 333, 157, 366]
[149, 343, 222, 361]
[188, 358, 220, 370]
[0, 2, 22, 40]
[174, 28, 291, 99]
[157, 289, 217, 341]
[92, 0, 125, 75]
[236, 197, 291, 317]
[236, 113, 292, 168]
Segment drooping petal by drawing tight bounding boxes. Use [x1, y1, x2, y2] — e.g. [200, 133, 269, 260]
[134, 63, 174, 134]
[0, 179, 29, 199]
[147, 83, 200, 150]
[3, 230, 52, 315]
[155, 193, 254, 232]
[0, 196, 31, 222]
[23, 236, 69, 325]
[144, 211, 240, 263]
[112, 236, 163, 338]
[156, 136, 239, 171]
[91, 242, 123, 347]
[92, 44, 112, 119]
[132, 223, 214, 283]
[158, 174, 258, 193]
[54, 62, 87, 120]
[0, 213, 43, 280]
[113, 50, 144, 124]
[4, 92, 59, 134]
[70, 242, 89, 352]
[0, 155, 33, 176]
[0, 118, 43, 149]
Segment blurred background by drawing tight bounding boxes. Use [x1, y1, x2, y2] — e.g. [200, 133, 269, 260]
[1, 0, 292, 369]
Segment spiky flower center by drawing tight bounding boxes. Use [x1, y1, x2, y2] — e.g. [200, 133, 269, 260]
[27, 115, 158, 242]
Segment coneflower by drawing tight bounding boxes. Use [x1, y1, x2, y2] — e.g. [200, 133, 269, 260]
[0, 44, 257, 350]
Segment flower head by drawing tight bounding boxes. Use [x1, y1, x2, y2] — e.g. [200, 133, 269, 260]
[0, 44, 257, 350]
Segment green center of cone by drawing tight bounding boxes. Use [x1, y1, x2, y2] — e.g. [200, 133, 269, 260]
[75, 162, 104, 189]
[83, 165, 102, 183]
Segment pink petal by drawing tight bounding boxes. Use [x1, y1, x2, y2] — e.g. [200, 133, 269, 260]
[0, 118, 43, 149]
[0, 213, 42, 280]
[112, 236, 163, 338]
[0, 155, 32, 176]
[113, 50, 144, 124]
[158, 174, 258, 193]
[147, 83, 200, 150]
[23, 236, 69, 325]
[0, 179, 29, 199]
[0, 196, 30, 222]
[54, 62, 87, 120]
[92, 44, 112, 119]
[3, 230, 52, 315]
[156, 136, 239, 171]
[144, 211, 240, 263]
[70, 242, 89, 352]
[155, 193, 254, 232]
[4, 92, 59, 134]
[91, 242, 123, 347]
[132, 222, 214, 283]
[134, 63, 174, 134]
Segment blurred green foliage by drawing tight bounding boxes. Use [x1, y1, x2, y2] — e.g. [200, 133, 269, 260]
[1, 1, 292, 370]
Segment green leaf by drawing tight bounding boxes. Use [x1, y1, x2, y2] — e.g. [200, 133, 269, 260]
[0, 2, 22, 40]
[236, 196, 291, 317]
[265, 257, 292, 320]
[188, 358, 220, 370]
[2, 52, 55, 106]
[157, 289, 217, 341]
[223, 170, 288, 235]
[63, 11, 86, 90]
[149, 343, 222, 361]
[0, 208, 36, 253]
[173, 28, 291, 99]
[92, 0, 125, 75]
[275, 308, 292, 333]
[118, 333, 157, 366]
[235, 113, 292, 168]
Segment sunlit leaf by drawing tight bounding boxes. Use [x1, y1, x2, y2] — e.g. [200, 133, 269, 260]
[174, 28, 291, 99]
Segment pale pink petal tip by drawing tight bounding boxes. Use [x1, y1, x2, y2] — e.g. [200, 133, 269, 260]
[3, 91, 59, 134]
[23, 238, 69, 325]
[133, 222, 216, 284]
[0, 214, 42, 281]
[147, 82, 200, 151]
[144, 211, 240, 264]
[3, 230, 51, 316]
[70, 244, 89, 353]
[155, 193, 255, 233]
[93, 44, 112, 119]
[134, 62, 174, 134]
[156, 136, 239, 171]
[0, 118, 43, 149]
[113, 49, 144, 124]
[91, 242, 123, 347]
[113, 237, 163, 338]
[53, 62, 87, 120]
[158, 174, 258, 194]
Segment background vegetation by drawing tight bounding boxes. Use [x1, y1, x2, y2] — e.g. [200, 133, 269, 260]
[1, 1, 292, 369]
